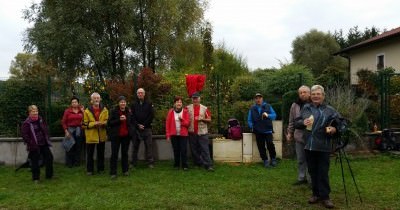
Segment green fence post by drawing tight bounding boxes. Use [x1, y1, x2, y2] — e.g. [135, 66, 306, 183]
[47, 76, 52, 133]
[217, 75, 221, 134]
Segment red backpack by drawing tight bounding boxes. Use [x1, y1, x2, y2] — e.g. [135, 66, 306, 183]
[228, 118, 242, 140]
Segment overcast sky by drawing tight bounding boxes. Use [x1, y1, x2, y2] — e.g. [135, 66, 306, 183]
[1, 0, 400, 79]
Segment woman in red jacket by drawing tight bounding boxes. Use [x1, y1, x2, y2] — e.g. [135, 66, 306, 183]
[165, 96, 190, 170]
[61, 96, 84, 167]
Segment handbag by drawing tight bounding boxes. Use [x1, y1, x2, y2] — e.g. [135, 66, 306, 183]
[62, 135, 75, 152]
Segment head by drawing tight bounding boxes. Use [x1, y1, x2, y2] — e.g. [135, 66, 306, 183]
[310, 85, 325, 105]
[254, 93, 263, 105]
[137, 88, 145, 101]
[90, 92, 101, 106]
[173, 96, 183, 109]
[28, 105, 39, 120]
[70, 96, 80, 108]
[298, 85, 311, 102]
[118, 96, 127, 110]
[191, 92, 201, 105]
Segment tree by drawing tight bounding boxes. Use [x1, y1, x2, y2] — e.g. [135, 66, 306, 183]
[9, 53, 56, 81]
[291, 29, 342, 77]
[333, 26, 382, 49]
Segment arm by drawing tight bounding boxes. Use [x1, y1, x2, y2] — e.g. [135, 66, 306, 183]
[107, 109, 120, 127]
[165, 110, 172, 140]
[200, 109, 212, 123]
[267, 106, 277, 120]
[287, 104, 296, 135]
[247, 110, 253, 129]
[61, 109, 69, 131]
[180, 108, 190, 127]
[83, 110, 96, 129]
[21, 121, 31, 144]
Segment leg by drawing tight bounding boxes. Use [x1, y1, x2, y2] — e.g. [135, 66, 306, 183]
[305, 150, 319, 197]
[96, 142, 105, 172]
[28, 150, 41, 181]
[296, 142, 307, 181]
[40, 146, 53, 179]
[180, 136, 189, 168]
[120, 136, 130, 173]
[131, 135, 141, 166]
[189, 134, 201, 166]
[265, 133, 276, 160]
[110, 138, 121, 175]
[317, 152, 331, 200]
[143, 129, 154, 165]
[198, 135, 213, 168]
[73, 134, 83, 166]
[255, 134, 268, 160]
[171, 136, 180, 167]
[86, 143, 95, 173]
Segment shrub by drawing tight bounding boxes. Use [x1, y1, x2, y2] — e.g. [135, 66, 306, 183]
[230, 75, 261, 101]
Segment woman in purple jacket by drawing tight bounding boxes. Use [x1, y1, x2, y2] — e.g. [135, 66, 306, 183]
[21, 105, 53, 183]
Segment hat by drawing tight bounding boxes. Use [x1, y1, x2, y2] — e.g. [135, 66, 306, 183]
[117, 96, 126, 102]
[191, 92, 200, 98]
[254, 93, 263, 98]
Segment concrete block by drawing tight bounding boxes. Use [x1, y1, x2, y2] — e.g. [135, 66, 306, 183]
[213, 139, 242, 162]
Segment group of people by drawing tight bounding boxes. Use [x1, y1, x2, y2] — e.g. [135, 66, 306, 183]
[21, 84, 343, 208]
[21, 88, 214, 183]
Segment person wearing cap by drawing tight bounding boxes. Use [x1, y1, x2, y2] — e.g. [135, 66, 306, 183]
[165, 96, 190, 170]
[108, 96, 133, 179]
[187, 92, 214, 171]
[287, 85, 311, 185]
[83, 92, 109, 175]
[61, 96, 84, 168]
[130, 88, 155, 168]
[247, 93, 278, 168]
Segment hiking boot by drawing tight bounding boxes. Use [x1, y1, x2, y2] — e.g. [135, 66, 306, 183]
[263, 160, 271, 168]
[322, 199, 334, 209]
[271, 159, 278, 167]
[110, 175, 117, 179]
[183, 167, 189, 171]
[308, 196, 320, 204]
[292, 180, 308, 186]
[206, 166, 214, 172]
[148, 164, 154, 169]
[86, 172, 93, 176]
[33, 180, 40, 184]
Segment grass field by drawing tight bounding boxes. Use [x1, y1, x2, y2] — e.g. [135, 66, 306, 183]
[0, 153, 399, 209]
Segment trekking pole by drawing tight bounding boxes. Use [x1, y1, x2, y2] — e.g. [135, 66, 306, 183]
[337, 150, 349, 206]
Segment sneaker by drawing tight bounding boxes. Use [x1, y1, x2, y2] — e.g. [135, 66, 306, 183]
[206, 166, 214, 172]
[33, 180, 40, 184]
[183, 167, 189, 171]
[148, 164, 154, 169]
[271, 159, 278, 167]
[86, 172, 93, 176]
[308, 196, 320, 204]
[292, 180, 308, 186]
[322, 199, 334, 209]
[263, 160, 271, 168]
[111, 175, 117, 179]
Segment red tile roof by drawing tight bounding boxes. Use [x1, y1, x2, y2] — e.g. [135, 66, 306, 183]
[335, 26, 400, 55]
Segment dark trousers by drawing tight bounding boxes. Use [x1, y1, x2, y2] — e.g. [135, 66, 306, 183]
[66, 131, 82, 167]
[86, 142, 105, 173]
[305, 150, 331, 200]
[110, 136, 130, 175]
[171, 135, 188, 168]
[255, 133, 276, 160]
[29, 145, 53, 180]
[131, 128, 154, 165]
[189, 134, 213, 167]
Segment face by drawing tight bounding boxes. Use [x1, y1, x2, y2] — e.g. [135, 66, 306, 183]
[119, 100, 127, 110]
[298, 88, 310, 102]
[91, 94, 101, 106]
[174, 99, 183, 109]
[71, 99, 79, 108]
[255, 96, 263, 105]
[311, 89, 325, 105]
[137, 89, 145, 100]
[29, 109, 39, 118]
[192, 97, 200, 104]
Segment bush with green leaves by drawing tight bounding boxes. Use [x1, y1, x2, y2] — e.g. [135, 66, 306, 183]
[230, 75, 261, 101]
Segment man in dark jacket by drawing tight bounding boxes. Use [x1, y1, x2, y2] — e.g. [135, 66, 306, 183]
[295, 85, 341, 209]
[247, 93, 278, 168]
[130, 88, 155, 168]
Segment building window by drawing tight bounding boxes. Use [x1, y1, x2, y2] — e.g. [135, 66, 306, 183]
[377, 54, 384, 70]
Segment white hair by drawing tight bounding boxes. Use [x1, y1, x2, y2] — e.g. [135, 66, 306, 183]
[137, 88, 145, 94]
[298, 85, 310, 92]
[311, 85, 325, 95]
[90, 92, 101, 99]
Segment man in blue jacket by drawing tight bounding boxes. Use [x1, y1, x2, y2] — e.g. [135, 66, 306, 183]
[247, 93, 278, 168]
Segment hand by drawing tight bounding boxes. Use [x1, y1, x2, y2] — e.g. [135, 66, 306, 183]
[166, 137, 171, 142]
[262, 112, 268, 119]
[303, 119, 312, 126]
[326, 126, 337, 135]
[138, 124, 145, 130]
[120, 115, 126, 121]
[65, 131, 71, 138]
[286, 133, 292, 141]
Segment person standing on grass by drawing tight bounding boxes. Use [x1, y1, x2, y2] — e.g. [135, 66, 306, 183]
[165, 96, 190, 170]
[21, 105, 53, 183]
[130, 88, 155, 168]
[62, 96, 84, 168]
[108, 96, 133, 179]
[247, 93, 278, 168]
[187, 92, 214, 171]
[83, 92, 108, 176]
[287, 85, 311, 185]
[295, 85, 342, 209]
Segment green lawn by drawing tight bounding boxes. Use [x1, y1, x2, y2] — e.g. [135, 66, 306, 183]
[0, 153, 399, 209]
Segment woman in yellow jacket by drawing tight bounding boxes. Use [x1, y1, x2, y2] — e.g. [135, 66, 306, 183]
[83, 92, 109, 175]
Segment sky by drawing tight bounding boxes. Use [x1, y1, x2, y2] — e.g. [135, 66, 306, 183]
[1, 0, 400, 79]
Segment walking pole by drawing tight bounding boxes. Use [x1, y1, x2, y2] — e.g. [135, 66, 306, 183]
[342, 149, 363, 203]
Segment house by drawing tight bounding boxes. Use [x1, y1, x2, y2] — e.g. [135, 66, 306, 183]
[335, 26, 400, 85]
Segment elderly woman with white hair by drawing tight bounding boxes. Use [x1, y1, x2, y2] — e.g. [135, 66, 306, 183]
[295, 85, 343, 209]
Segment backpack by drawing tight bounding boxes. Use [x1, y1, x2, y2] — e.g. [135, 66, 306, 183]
[227, 118, 242, 140]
